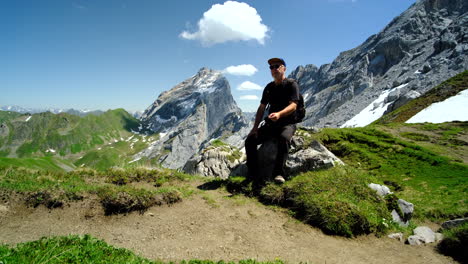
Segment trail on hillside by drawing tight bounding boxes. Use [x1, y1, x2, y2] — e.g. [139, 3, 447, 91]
[0, 185, 455, 264]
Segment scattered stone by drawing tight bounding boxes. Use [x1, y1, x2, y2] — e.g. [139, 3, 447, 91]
[397, 199, 414, 222]
[414, 226, 436, 243]
[388, 232, 404, 242]
[147, 212, 155, 217]
[0, 205, 9, 215]
[368, 183, 392, 197]
[441, 217, 468, 230]
[392, 210, 409, 227]
[407, 235, 425, 245]
[435, 232, 444, 242]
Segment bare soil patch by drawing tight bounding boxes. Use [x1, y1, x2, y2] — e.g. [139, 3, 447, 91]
[0, 183, 456, 264]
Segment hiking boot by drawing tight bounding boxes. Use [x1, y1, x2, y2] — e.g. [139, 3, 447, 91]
[274, 175, 285, 184]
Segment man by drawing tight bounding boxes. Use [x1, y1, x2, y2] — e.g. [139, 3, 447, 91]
[245, 58, 300, 186]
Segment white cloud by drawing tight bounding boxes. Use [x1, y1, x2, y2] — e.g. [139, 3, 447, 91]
[224, 64, 258, 76]
[180, 1, 269, 46]
[240, 95, 259, 100]
[237, 81, 262, 91]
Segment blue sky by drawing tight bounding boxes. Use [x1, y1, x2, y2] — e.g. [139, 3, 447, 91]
[1, 0, 416, 113]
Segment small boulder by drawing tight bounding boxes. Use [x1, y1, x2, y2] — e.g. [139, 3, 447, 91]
[388, 232, 404, 242]
[414, 226, 436, 243]
[368, 183, 392, 197]
[441, 217, 468, 230]
[407, 235, 425, 245]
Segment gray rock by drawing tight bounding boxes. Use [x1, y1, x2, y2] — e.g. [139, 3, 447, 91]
[414, 226, 436, 243]
[286, 140, 344, 176]
[407, 235, 425, 245]
[391, 199, 414, 226]
[184, 143, 245, 179]
[368, 183, 393, 197]
[385, 90, 421, 114]
[388, 232, 404, 242]
[435, 232, 444, 242]
[441, 217, 468, 230]
[184, 132, 343, 181]
[392, 210, 409, 227]
[398, 199, 414, 222]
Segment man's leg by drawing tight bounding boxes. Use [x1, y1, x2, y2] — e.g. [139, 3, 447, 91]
[245, 125, 270, 184]
[245, 133, 260, 181]
[273, 124, 296, 178]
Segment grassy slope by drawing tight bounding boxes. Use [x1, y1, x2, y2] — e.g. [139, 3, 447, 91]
[374, 70, 468, 124]
[315, 126, 467, 219]
[0, 109, 158, 171]
[0, 235, 283, 264]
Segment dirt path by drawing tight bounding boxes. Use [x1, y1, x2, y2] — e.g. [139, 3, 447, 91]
[0, 185, 456, 264]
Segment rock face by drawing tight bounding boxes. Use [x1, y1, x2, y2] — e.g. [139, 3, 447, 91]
[184, 127, 344, 180]
[290, 0, 468, 127]
[183, 142, 245, 180]
[136, 68, 248, 169]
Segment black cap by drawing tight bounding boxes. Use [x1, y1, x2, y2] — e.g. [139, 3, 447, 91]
[268, 58, 286, 67]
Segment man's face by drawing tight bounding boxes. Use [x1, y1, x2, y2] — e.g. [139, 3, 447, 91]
[270, 64, 286, 80]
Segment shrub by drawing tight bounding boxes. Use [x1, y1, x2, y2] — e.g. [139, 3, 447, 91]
[437, 223, 468, 263]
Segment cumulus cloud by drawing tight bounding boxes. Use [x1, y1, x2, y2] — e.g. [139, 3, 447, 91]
[240, 95, 259, 100]
[224, 64, 258, 76]
[180, 1, 269, 46]
[237, 81, 262, 91]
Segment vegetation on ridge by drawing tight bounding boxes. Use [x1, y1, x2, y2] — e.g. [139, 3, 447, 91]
[375, 70, 468, 124]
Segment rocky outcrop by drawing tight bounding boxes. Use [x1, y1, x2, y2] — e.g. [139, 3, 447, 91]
[183, 127, 344, 180]
[136, 68, 248, 169]
[290, 0, 468, 127]
[407, 226, 444, 245]
[368, 183, 414, 227]
[183, 141, 245, 179]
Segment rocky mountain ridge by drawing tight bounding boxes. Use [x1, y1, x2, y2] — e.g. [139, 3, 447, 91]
[290, 0, 468, 127]
[136, 68, 248, 169]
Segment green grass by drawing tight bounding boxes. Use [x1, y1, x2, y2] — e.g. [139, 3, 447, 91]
[0, 157, 72, 172]
[1, 109, 142, 160]
[0, 234, 156, 264]
[315, 126, 468, 220]
[228, 166, 392, 237]
[0, 235, 286, 264]
[0, 166, 193, 214]
[0, 110, 21, 123]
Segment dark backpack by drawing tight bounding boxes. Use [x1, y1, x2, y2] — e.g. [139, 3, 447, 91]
[294, 93, 306, 123]
[285, 78, 306, 123]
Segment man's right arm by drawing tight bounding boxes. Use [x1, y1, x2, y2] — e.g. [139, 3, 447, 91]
[250, 103, 266, 136]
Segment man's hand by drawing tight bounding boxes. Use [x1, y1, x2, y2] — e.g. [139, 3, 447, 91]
[268, 112, 281, 122]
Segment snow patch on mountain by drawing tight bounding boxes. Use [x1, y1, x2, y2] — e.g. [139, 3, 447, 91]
[407, 89, 468, 123]
[341, 84, 408, 128]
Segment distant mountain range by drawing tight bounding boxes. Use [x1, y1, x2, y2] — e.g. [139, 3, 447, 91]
[0, 105, 104, 117]
[0, 105, 146, 119]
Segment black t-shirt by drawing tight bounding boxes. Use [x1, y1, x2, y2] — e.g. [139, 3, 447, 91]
[261, 78, 300, 124]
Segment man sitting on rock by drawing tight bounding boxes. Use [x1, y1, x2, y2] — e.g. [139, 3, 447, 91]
[245, 58, 300, 186]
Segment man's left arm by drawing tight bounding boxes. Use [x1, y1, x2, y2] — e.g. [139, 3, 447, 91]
[268, 80, 300, 122]
[268, 101, 297, 122]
